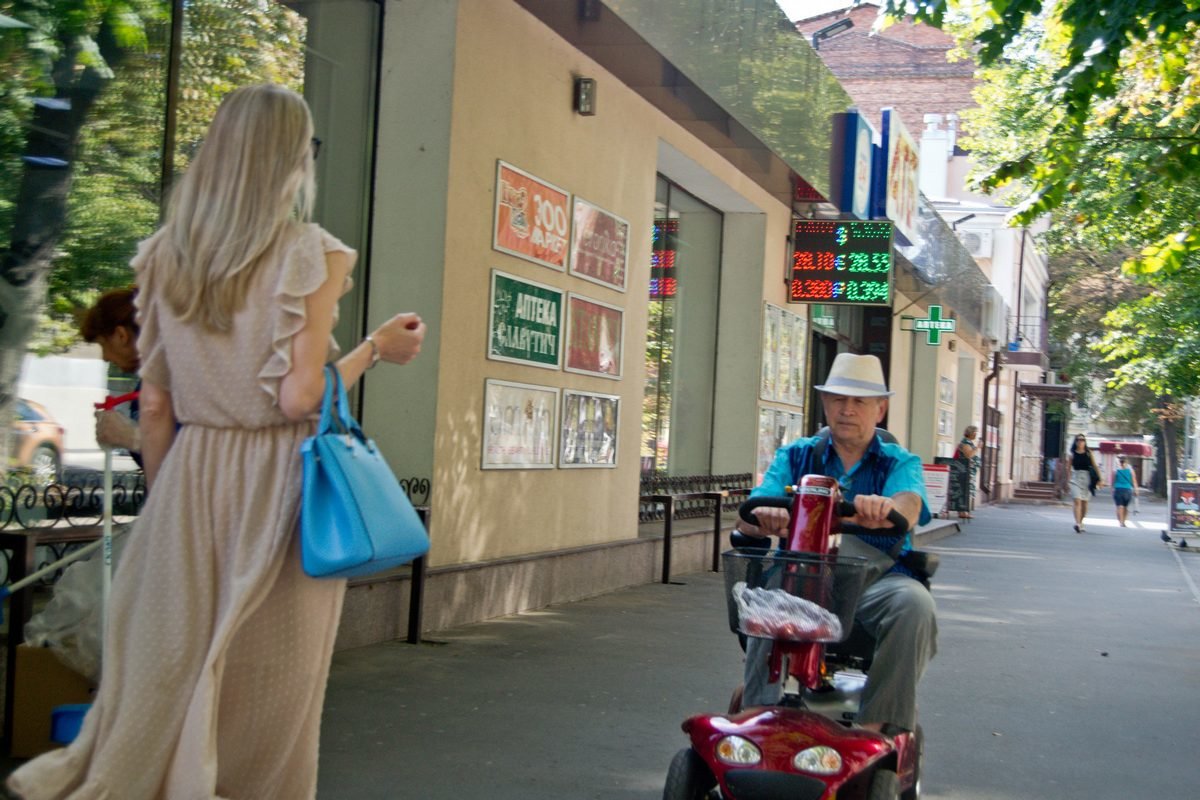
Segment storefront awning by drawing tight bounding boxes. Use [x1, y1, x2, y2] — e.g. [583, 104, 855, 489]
[1098, 441, 1153, 458]
[1018, 382, 1075, 401]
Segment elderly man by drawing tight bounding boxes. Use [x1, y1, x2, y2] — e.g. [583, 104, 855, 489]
[733, 353, 937, 733]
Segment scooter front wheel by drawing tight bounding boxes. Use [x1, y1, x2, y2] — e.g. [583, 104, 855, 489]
[663, 747, 717, 800]
[867, 768, 901, 800]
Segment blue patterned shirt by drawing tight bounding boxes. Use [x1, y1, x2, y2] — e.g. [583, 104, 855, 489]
[753, 433, 931, 573]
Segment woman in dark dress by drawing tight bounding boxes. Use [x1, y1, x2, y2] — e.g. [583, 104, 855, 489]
[1068, 434, 1101, 533]
[949, 425, 978, 519]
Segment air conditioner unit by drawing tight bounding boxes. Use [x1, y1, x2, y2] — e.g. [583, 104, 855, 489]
[958, 228, 993, 258]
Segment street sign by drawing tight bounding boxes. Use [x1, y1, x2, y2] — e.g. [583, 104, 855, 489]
[913, 305, 956, 345]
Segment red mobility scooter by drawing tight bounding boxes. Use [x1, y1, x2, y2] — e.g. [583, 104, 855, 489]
[663, 474, 932, 800]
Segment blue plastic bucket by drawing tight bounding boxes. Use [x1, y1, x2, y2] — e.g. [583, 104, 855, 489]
[50, 703, 91, 745]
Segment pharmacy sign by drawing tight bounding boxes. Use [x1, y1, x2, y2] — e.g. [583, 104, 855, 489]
[913, 305, 956, 346]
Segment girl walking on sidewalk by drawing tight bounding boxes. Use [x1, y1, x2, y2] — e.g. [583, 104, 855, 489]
[1112, 456, 1138, 527]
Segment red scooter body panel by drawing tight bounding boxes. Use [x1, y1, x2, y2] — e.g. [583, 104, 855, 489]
[683, 708, 895, 798]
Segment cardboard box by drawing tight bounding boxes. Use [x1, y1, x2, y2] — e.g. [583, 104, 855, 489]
[11, 644, 95, 758]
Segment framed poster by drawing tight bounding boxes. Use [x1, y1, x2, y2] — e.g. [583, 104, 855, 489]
[760, 304, 780, 401]
[569, 197, 629, 292]
[756, 408, 778, 485]
[564, 293, 623, 379]
[790, 314, 809, 407]
[559, 389, 620, 468]
[777, 312, 793, 406]
[939, 376, 955, 406]
[481, 379, 558, 470]
[493, 160, 571, 271]
[487, 269, 563, 369]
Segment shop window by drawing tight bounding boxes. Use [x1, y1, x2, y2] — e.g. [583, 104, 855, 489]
[642, 176, 722, 475]
[1, 0, 377, 421]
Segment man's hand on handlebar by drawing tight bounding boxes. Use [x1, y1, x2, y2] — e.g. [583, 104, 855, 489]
[738, 506, 790, 539]
[847, 492, 922, 532]
[843, 494, 898, 529]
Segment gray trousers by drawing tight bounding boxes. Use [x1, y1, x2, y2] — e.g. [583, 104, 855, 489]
[742, 572, 937, 731]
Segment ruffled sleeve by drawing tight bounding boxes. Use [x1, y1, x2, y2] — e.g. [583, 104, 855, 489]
[257, 223, 357, 405]
[131, 235, 172, 391]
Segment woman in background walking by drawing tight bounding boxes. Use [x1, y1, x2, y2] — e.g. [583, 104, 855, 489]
[1112, 456, 1138, 527]
[1069, 434, 1101, 533]
[8, 83, 427, 800]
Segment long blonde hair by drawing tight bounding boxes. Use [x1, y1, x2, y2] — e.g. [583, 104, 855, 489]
[143, 83, 316, 331]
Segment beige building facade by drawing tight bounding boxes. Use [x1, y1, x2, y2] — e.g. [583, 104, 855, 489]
[301, 0, 996, 647]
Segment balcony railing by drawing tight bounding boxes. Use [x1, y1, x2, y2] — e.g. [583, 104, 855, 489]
[1004, 315, 1049, 368]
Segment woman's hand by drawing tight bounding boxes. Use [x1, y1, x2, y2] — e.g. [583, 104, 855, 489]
[95, 410, 141, 452]
[370, 313, 427, 365]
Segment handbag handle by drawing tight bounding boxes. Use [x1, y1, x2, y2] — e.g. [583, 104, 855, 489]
[316, 365, 362, 438]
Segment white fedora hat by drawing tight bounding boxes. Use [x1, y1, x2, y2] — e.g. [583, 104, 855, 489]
[815, 353, 893, 397]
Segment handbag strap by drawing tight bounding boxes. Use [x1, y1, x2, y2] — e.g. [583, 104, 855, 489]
[317, 365, 361, 437]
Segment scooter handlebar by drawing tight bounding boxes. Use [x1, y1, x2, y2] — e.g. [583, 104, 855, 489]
[738, 496, 909, 536]
[737, 495, 791, 524]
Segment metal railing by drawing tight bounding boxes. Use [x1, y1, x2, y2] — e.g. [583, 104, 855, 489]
[638, 473, 753, 523]
[638, 473, 753, 584]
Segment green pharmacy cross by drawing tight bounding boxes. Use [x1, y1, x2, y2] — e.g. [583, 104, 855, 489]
[913, 305, 956, 346]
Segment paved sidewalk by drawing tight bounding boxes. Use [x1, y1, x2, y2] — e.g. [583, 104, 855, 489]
[316, 517, 962, 799]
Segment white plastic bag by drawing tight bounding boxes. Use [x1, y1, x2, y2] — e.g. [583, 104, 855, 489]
[24, 524, 130, 682]
[732, 580, 843, 642]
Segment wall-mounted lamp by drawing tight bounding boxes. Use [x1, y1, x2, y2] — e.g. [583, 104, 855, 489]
[811, 17, 853, 50]
[950, 213, 976, 231]
[578, 0, 601, 22]
[574, 77, 597, 116]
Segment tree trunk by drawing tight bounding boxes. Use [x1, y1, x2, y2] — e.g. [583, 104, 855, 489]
[0, 39, 116, 475]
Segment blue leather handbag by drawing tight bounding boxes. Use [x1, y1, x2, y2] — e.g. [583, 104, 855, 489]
[300, 366, 429, 578]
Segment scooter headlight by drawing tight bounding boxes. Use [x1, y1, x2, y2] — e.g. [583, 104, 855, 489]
[715, 735, 762, 766]
[793, 745, 843, 775]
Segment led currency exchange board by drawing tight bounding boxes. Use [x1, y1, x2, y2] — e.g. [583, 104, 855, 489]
[789, 220, 893, 306]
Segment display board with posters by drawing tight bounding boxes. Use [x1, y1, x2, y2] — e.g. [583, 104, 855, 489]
[569, 197, 629, 291]
[493, 161, 571, 271]
[487, 269, 563, 369]
[760, 303, 808, 407]
[559, 389, 619, 468]
[564, 293, 623, 379]
[1168, 480, 1200, 535]
[481, 379, 558, 470]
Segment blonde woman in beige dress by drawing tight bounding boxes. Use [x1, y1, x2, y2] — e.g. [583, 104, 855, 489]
[7, 84, 427, 800]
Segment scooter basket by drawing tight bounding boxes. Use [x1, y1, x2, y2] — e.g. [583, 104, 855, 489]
[722, 550, 871, 643]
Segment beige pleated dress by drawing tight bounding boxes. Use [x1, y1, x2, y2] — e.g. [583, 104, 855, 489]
[9, 223, 355, 800]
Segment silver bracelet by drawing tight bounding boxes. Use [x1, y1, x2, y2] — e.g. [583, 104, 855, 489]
[364, 335, 381, 368]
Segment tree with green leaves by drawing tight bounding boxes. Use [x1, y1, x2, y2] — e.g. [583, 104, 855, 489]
[877, 0, 1200, 482]
[1, 0, 304, 477]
